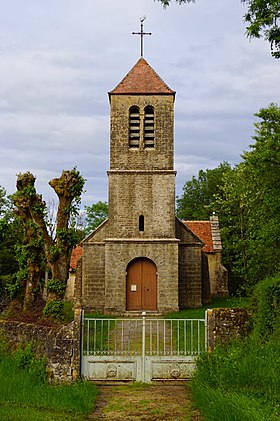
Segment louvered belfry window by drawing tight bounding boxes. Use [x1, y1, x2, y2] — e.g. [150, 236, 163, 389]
[129, 106, 140, 147]
[144, 106, 155, 148]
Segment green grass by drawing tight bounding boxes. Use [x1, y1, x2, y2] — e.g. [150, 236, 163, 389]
[83, 316, 116, 354]
[165, 296, 249, 354]
[191, 337, 280, 420]
[187, 286, 280, 420]
[0, 341, 98, 420]
[61, 300, 74, 322]
[190, 384, 273, 421]
[166, 296, 249, 320]
[186, 295, 280, 420]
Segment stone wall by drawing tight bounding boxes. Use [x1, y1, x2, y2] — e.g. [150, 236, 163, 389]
[0, 307, 251, 383]
[0, 309, 82, 383]
[80, 243, 106, 312]
[207, 308, 251, 351]
[201, 252, 211, 305]
[207, 253, 229, 297]
[178, 244, 203, 308]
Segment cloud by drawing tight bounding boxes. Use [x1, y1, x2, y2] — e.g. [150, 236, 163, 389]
[0, 0, 279, 208]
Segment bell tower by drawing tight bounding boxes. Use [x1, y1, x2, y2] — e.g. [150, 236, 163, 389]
[104, 58, 179, 313]
[108, 58, 177, 240]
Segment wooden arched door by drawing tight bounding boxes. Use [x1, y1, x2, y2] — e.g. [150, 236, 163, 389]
[126, 258, 157, 311]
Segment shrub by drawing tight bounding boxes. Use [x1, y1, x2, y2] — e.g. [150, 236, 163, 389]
[190, 277, 280, 420]
[250, 275, 280, 341]
[46, 279, 66, 298]
[15, 342, 47, 384]
[43, 300, 64, 321]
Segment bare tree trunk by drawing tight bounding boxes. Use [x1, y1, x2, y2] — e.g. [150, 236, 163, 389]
[13, 174, 45, 311]
[13, 169, 84, 307]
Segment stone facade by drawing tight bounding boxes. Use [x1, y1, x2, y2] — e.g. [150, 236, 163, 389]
[75, 58, 211, 314]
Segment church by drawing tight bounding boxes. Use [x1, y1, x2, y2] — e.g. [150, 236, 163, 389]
[74, 55, 228, 314]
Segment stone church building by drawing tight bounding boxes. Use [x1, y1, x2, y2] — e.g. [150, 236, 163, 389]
[74, 57, 228, 314]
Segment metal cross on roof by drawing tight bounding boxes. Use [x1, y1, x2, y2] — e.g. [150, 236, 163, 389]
[132, 16, 152, 57]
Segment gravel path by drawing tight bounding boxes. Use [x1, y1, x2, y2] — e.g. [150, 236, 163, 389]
[88, 384, 203, 420]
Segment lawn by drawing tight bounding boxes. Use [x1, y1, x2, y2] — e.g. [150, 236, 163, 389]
[0, 339, 98, 421]
[188, 281, 280, 421]
[166, 295, 249, 320]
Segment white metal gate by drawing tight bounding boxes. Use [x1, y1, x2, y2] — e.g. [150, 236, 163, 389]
[81, 311, 207, 383]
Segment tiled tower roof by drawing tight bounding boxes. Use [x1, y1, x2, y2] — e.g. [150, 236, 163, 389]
[109, 57, 175, 95]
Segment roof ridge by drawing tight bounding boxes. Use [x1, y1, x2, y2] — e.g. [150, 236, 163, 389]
[185, 220, 210, 223]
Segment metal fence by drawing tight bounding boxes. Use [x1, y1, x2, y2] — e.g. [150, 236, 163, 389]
[82, 312, 207, 357]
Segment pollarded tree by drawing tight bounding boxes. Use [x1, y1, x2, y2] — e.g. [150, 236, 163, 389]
[12, 168, 85, 309]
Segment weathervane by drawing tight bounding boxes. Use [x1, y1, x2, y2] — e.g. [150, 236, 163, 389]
[132, 16, 152, 57]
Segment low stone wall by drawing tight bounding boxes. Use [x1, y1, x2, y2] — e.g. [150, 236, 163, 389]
[0, 310, 82, 383]
[207, 308, 251, 351]
[0, 308, 250, 383]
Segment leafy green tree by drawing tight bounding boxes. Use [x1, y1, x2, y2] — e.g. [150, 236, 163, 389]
[242, 103, 280, 281]
[176, 162, 232, 220]
[241, 0, 280, 58]
[157, 0, 194, 6]
[215, 163, 251, 293]
[84, 201, 108, 235]
[217, 103, 280, 293]
[0, 188, 23, 304]
[177, 104, 280, 295]
[0, 216, 22, 277]
[156, 0, 280, 58]
[0, 186, 9, 219]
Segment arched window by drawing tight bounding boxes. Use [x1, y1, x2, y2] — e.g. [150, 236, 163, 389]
[144, 106, 154, 148]
[129, 106, 140, 147]
[139, 215, 144, 232]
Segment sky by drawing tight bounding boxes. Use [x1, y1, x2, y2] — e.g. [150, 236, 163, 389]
[0, 0, 279, 207]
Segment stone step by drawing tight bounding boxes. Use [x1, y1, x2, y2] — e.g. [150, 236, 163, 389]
[123, 311, 164, 318]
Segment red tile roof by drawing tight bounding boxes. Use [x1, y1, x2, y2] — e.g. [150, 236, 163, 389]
[184, 221, 214, 253]
[109, 58, 175, 95]
[69, 246, 83, 271]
